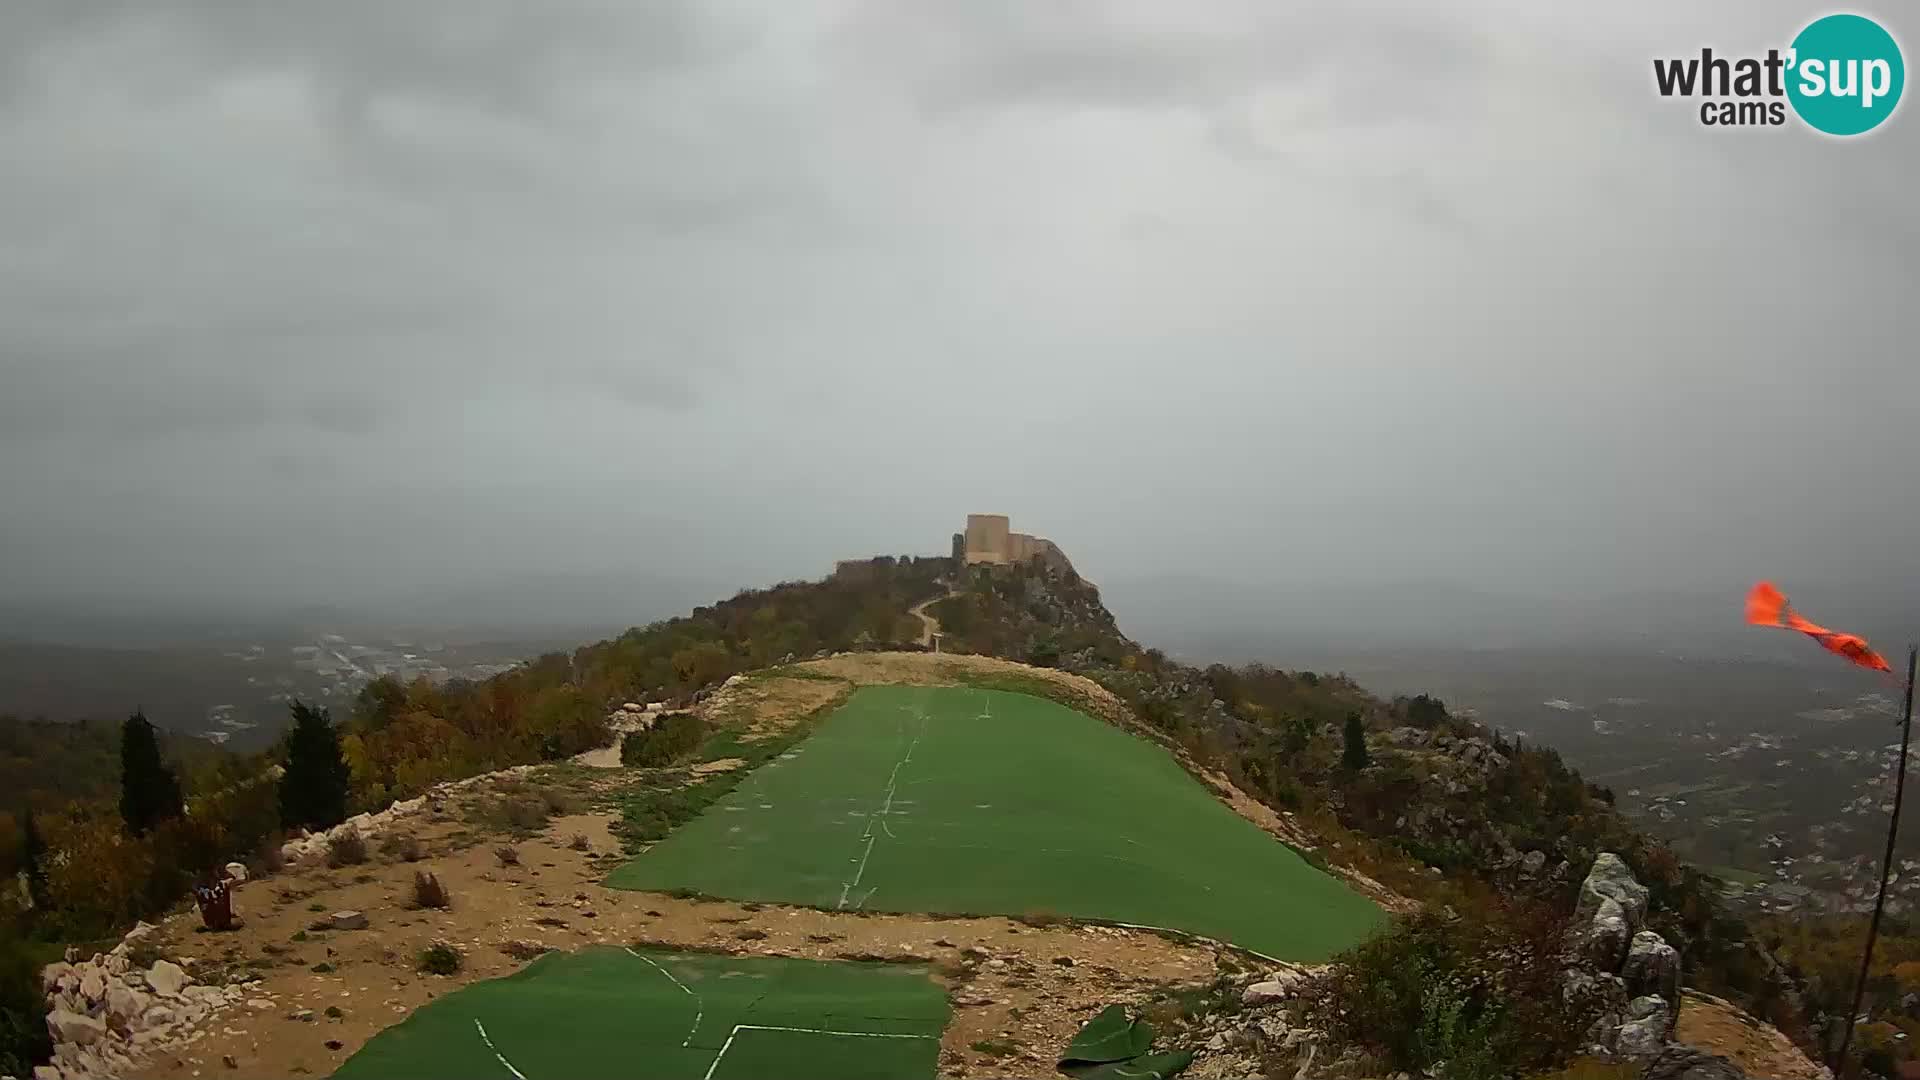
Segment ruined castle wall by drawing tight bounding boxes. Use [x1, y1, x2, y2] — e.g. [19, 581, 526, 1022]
[964, 513, 1011, 564]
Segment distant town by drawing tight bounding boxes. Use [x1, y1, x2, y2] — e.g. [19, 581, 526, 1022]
[198, 636, 522, 744]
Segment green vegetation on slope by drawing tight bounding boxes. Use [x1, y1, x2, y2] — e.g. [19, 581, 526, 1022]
[610, 686, 1384, 961]
[931, 559, 1791, 1033]
[333, 946, 950, 1080]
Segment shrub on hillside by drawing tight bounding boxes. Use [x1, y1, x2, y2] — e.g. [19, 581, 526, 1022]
[325, 828, 367, 868]
[471, 794, 548, 836]
[1301, 904, 1599, 1080]
[417, 941, 462, 975]
[381, 833, 425, 862]
[537, 787, 576, 816]
[620, 713, 706, 768]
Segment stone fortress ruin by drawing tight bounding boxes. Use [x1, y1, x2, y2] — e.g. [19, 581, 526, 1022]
[953, 514, 1074, 573]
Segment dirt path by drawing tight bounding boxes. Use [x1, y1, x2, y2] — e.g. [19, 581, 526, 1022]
[909, 593, 948, 648]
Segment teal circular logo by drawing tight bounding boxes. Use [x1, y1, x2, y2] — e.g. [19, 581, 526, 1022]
[1787, 14, 1905, 135]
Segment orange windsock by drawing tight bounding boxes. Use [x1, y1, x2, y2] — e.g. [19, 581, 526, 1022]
[1744, 581, 1892, 673]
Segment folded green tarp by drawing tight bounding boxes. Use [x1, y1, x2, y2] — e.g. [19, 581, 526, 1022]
[1058, 1005, 1194, 1080]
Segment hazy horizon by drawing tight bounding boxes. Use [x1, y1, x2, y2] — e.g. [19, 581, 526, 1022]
[3, 2, 1915, 636]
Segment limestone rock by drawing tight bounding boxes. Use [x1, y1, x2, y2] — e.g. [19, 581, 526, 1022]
[77, 968, 105, 1003]
[105, 982, 149, 1026]
[147, 959, 188, 997]
[1612, 991, 1674, 1053]
[41, 962, 73, 994]
[1242, 980, 1293, 1006]
[1576, 852, 1650, 933]
[1623, 931, 1682, 1004]
[47, 1010, 105, 1046]
[1588, 898, 1631, 972]
[330, 910, 368, 931]
[224, 861, 248, 883]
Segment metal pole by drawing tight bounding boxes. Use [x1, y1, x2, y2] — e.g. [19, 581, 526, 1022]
[1833, 644, 1919, 1072]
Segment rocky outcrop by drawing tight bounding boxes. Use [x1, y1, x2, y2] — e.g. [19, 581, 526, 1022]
[36, 922, 244, 1080]
[1624, 931, 1682, 1003]
[1577, 852, 1651, 929]
[1182, 964, 1322, 1077]
[1569, 853, 1682, 1063]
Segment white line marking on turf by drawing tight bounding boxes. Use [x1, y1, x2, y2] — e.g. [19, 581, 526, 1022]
[473, 1018, 530, 1080]
[837, 710, 928, 908]
[627, 948, 704, 1047]
[701, 1023, 936, 1080]
[736, 1024, 932, 1038]
[838, 833, 878, 907]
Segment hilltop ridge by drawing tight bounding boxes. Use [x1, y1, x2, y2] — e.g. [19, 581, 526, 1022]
[6, 543, 1834, 1079]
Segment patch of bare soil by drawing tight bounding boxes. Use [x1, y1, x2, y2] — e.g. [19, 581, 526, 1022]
[125, 796, 1218, 1080]
[795, 653, 1131, 727]
[701, 674, 853, 740]
[1675, 991, 1825, 1080]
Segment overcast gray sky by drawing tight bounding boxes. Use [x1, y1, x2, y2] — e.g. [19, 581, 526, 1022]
[2, 1, 1915, 622]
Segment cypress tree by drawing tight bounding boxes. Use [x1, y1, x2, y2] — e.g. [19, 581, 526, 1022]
[119, 710, 183, 836]
[1341, 711, 1371, 772]
[18, 809, 49, 913]
[279, 702, 350, 833]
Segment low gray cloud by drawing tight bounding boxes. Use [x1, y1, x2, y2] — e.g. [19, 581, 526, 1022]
[0, 1, 1914, 628]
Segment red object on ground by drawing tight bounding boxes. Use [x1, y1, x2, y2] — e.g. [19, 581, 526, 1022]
[1745, 580, 1893, 672]
[194, 877, 235, 931]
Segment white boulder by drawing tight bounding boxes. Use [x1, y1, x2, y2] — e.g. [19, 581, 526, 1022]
[146, 960, 188, 998]
[47, 1010, 105, 1046]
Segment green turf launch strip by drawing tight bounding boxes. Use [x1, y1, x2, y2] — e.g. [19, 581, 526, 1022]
[331, 947, 949, 1080]
[608, 685, 1384, 961]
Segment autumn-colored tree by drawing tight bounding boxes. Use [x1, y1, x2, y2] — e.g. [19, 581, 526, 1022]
[351, 676, 408, 731]
[45, 816, 155, 938]
[670, 642, 732, 690]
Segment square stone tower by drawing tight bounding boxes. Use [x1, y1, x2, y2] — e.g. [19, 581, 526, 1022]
[963, 513, 1011, 564]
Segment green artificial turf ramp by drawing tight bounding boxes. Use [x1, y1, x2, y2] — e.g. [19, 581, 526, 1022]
[608, 685, 1383, 960]
[331, 947, 948, 1080]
